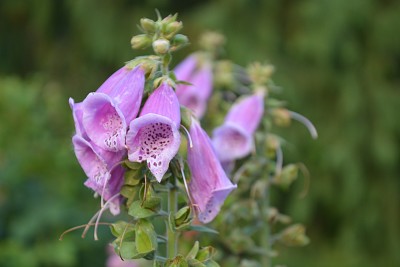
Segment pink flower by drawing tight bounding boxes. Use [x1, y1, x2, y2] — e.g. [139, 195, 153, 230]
[212, 91, 264, 162]
[188, 120, 237, 223]
[126, 83, 181, 182]
[174, 54, 213, 118]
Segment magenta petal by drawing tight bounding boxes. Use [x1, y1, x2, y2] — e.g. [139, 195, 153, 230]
[140, 83, 181, 126]
[176, 62, 213, 118]
[97, 67, 130, 95]
[69, 97, 88, 139]
[225, 91, 264, 134]
[126, 114, 181, 182]
[188, 120, 237, 223]
[73, 135, 125, 215]
[105, 66, 145, 123]
[174, 54, 198, 82]
[82, 93, 127, 152]
[212, 122, 253, 162]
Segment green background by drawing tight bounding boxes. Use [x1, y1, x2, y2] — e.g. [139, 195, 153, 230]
[1, 0, 399, 266]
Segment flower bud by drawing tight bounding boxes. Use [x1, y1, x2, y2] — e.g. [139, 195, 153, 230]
[273, 164, 299, 189]
[131, 34, 152, 49]
[165, 21, 183, 39]
[152, 38, 170, 54]
[279, 224, 310, 247]
[140, 18, 156, 33]
[170, 34, 189, 52]
[272, 107, 291, 127]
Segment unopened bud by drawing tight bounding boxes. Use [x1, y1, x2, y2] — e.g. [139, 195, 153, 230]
[152, 39, 170, 54]
[140, 18, 156, 33]
[274, 164, 299, 189]
[280, 224, 310, 246]
[131, 34, 152, 49]
[272, 108, 291, 127]
[170, 34, 189, 52]
[165, 21, 183, 39]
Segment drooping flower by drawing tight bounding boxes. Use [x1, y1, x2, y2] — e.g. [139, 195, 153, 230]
[72, 135, 125, 215]
[81, 65, 145, 152]
[174, 54, 213, 118]
[126, 83, 181, 182]
[187, 120, 237, 223]
[212, 90, 264, 162]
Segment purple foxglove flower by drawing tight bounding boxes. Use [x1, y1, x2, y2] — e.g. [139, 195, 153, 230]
[72, 135, 125, 215]
[174, 54, 213, 118]
[69, 98, 88, 139]
[212, 91, 264, 162]
[81, 66, 145, 152]
[126, 83, 181, 182]
[188, 120, 237, 223]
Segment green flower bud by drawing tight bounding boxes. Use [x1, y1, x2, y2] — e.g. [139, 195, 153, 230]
[170, 34, 189, 52]
[272, 108, 291, 127]
[140, 18, 156, 33]
[152, 38, 170, 54]
[274, 164, 299, 189]
[279, 224, 310, 247]
[165, 21, 183, 39]
[131, 34, 152, 49]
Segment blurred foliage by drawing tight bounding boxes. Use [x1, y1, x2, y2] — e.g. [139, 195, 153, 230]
[0, 0, 399, 267]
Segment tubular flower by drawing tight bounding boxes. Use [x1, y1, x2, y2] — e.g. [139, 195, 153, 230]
[81, 65, 145, 152]
[72, 135, 125, 215]
[212, 90, 264, 162]
[126, 83, 181, 182]
[188, 120, 237, 223]
[174, 54, 213, 118]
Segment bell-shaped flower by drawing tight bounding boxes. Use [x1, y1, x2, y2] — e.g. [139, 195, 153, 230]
[72, 135, 125, 215]
[81, 66, 145, 152]
[212, 90, 264, 162]
[187, 120, 237, 223]
[126, 83, 181, 182]
[174, 54, 213, 118]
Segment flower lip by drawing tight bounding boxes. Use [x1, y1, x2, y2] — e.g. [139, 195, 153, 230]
[82, 93, 127, 152]
[212, 122, 253, 162]
[126, 113, 181, 182]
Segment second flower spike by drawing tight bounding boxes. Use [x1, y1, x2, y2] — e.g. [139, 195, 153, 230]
[126, 83, 181, 182]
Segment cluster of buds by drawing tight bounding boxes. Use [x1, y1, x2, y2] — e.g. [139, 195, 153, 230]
[131, 13, 188, 55]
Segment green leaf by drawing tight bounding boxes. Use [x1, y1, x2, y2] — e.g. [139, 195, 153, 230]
[174, 206, 191, 226]
[166, 255, 189, 267]
[135, 219, 157, 254]
[188, 225, 219, 235]
[204, 260, 220, 267]
[142, 196, 161, 211]
[124, 169, 143, 186]
[120, 185, 139, 207]
[117, 241, 146, 259]
[186, 241, 199, 260]
[123, 160, 143, 170]
[187, 258, 206, 267]
[128, 200, 156, 219]
[110, 221, 135, 240]
[196, 246, 215, 262]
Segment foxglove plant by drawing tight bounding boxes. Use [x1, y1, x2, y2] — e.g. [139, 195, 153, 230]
[64, 12, 316, 267]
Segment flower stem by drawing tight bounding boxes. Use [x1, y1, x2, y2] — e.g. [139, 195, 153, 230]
[260, 184, 271, 267]
[167, 180, 178, 259]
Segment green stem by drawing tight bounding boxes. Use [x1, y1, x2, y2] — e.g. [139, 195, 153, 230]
[260, 184, 271, 267]
[167, 181, 178, 259]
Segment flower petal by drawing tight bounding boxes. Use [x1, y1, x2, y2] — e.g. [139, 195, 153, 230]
[126, 114, 181, 182]
[69, 97, 88, 139]
[188, 120, 237, 223]
[97, 67, 130, 95]
[82, 93, 127, 152]
[174, 54, 198, 82]
[212, 122, 253, 162]
[225, 91, 264, 134]
[140, 83, 181, 126]
[105, 66, 145, 123]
